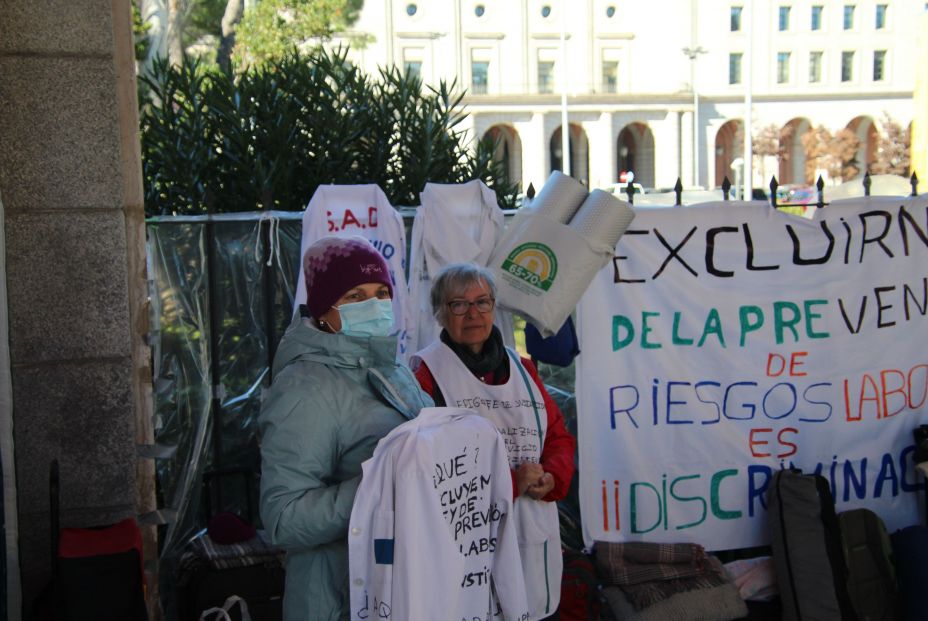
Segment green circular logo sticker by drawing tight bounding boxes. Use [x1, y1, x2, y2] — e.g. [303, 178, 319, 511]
[501, 242, 558, 292]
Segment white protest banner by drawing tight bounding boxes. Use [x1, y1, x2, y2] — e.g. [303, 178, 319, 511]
[577, 197, 928, 551]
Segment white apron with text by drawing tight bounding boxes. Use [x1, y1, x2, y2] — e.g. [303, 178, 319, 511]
[413, 342, 562, 620]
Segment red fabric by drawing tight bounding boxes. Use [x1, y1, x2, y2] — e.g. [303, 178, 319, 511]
[414, 356, 576, 502]
[58, 517, 142, 559]
[559, 549, 603, 621]
[58, 517, 145, 585]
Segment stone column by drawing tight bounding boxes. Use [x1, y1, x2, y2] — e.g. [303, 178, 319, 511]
[587, 112, 614, 190]
[0, 0, 154, 616]
[516, 112, 548, 195]
[661, 109, 681, 190]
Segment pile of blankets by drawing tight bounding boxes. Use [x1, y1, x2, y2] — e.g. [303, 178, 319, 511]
[176, 528, 285, 581]
[594, 542, 748, 621]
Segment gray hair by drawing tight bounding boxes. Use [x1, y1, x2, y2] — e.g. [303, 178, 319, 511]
[430, 263, 497, 328]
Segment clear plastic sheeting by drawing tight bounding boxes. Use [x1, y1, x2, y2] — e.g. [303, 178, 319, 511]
[145, 212, 302, 615]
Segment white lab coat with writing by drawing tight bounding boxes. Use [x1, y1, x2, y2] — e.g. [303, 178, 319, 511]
[349, 407, 529, 621]
[407, 180, 516, 353]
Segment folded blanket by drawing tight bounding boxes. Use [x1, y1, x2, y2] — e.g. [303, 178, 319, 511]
[189, 529, 285, 570]
[593, 542, 744, 610]
[602, 577, 748, 621]
[594, 541, 708, 586]
[176, 530, 286, 587]
[620, 556, 729, 610]
[602, 542, 705, 565]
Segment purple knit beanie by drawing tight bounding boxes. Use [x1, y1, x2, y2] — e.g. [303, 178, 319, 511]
[303, 236, 393, 320]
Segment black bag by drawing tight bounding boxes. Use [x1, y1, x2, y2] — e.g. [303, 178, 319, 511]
[525, 317, 580, 367]
[179, 562, 284, 621]
[558, 548, 601, 621]
[767, 469, 857, 621]
[890, 525, 928, 621]
[56, 518, 148, 621]
[839, 508, 901, 621]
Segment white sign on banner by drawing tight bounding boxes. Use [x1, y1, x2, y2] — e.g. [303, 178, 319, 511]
[577, 197, 928, 551]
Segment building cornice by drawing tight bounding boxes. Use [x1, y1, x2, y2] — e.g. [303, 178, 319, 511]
[704, 90, 914, 103]
[461, 92, 694, 109]
[460, 89, 914, 111]
[395, 31, 445, 40]
[464, 32, 506, 40]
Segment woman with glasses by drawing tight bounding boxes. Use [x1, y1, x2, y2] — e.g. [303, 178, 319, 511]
[411, 262, 576, 621]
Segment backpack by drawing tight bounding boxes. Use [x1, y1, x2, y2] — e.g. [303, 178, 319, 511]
[767, 469, 857, 621]
[838, 508, 901, 621]
[33, 460, 148, 621]
[559, 548, 602, 621]
[890, 525, 928, 621]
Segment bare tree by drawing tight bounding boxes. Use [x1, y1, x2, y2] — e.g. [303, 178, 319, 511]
[753, 124, 780, 184]
[833, 128, 860, 181]
[167, 0, 185, 65]
[138, 0, 235, 70]
[139, 0, 187, 69]
[217, 0, 245, 71]
[801, 125, 860, 184]
[871, 113, 911, 175]
[753, 124, 779, 158]
[777, 125, 796, 161]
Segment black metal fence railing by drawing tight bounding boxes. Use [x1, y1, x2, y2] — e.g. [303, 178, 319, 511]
[613, 171, 920, 207]
[767, 171, 920, 209]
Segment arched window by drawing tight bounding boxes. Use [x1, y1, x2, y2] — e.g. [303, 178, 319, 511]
[483, 125, 524, 189]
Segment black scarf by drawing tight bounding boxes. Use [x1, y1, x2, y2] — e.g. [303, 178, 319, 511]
[440, 325, 508, 378]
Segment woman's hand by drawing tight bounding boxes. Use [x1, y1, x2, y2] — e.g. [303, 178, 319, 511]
[524, 472, 555, 500]
[515, 463, 545, 496]
[515, 463, 555, 499]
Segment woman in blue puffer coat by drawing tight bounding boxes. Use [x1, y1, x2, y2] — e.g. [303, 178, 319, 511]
[259, 236, 433, 620]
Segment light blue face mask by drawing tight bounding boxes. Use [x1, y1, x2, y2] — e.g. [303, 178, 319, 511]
[336, 297, 395, 337]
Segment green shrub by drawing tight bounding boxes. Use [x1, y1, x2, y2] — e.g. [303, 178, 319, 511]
[139, 47, 518, 216]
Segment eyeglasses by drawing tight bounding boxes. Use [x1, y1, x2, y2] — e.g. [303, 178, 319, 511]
[447, 297, 495, 315]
